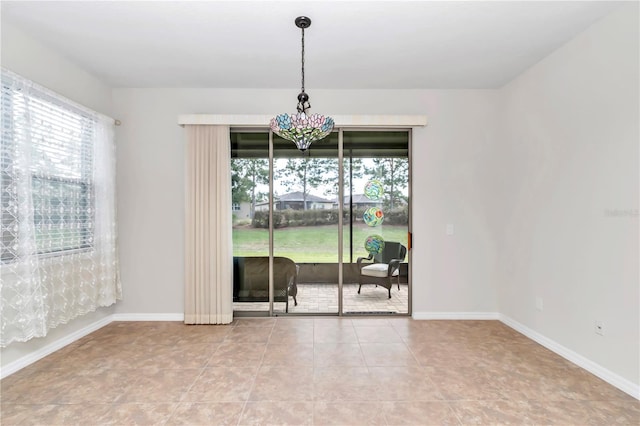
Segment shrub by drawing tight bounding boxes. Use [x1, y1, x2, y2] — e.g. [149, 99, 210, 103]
[252, 206, 408, 228]
[251, 210, 269, 228]
[385, 207, 409, 225]
[252, 208, 341, 228]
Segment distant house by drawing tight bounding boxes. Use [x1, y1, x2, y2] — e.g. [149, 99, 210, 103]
[232, 201, 252, 219]
[255, 191, 334, 211]
[254, 201, 273, 212]
[334, 194, 382, 210]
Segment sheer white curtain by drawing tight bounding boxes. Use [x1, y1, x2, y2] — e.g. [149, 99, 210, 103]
[0, 69, 121, 347]
[184, 125, 233, 324]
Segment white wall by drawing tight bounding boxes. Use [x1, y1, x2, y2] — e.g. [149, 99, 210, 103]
[1, 23, 115, 370]
[1, 23, 113, 115]
[111, 88, 500, 316]
[497, 3, 639, 386]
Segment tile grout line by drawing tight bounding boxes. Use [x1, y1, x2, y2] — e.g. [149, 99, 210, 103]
[165, 325, 233, 425]
[235, 320, 274, 426]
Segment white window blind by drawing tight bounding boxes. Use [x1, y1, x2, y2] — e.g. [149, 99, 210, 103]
[2, 72, 95, 259]
[0, 69, 121, 347]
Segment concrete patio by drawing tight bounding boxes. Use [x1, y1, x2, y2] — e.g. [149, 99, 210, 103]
[234, 283, 409, 315]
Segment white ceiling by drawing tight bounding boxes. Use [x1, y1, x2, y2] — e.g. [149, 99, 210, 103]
[1, 1, 622, 89]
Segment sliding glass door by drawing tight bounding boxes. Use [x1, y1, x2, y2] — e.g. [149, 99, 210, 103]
[272, 134, 340, 314]
[342, 131, 410, 314]
[231, 129, 410, 316]
[230, 132, 270, 313]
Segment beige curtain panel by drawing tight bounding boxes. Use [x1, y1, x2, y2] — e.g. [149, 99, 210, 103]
[184, 125, 233, 324]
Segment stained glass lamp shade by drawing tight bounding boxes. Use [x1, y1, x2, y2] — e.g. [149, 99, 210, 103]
[270, 112, 334, 152]
[270, 16, 334, 152]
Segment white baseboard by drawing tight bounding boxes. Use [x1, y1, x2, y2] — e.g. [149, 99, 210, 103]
[500, 314, 640, 400]
[1, 313, 184, 380]
[111, 313, 185, 322]
[0, 315, 112, 380]
[412, 311, 500, 320]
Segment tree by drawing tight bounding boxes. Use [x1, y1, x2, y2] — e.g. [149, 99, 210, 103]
[231, 158, 268, 218]
[343, 157, 365, 196]
[276, 157, 338, 209]
[368, 158, 408, 210]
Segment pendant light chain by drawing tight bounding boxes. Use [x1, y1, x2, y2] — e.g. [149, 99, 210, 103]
[270, 16, 334, 152]
[301, 27, 305, 94]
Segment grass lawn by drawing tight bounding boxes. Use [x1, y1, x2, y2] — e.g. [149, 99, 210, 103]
[233, 223, 408, 263]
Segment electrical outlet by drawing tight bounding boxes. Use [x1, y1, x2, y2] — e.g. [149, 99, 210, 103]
[535, 297, 544, 311]
[595, 321, 605, 336]
[446, 224, 454, 235]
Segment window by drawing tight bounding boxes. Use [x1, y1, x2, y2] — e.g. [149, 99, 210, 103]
[232, 202, 241, 211]
[1, 72, 95, 261]
[0, 69, 120, 347]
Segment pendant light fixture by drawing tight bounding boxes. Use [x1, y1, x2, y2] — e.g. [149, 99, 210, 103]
[270, 16, 334, 152]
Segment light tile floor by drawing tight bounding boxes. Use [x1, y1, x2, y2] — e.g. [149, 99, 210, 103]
[234, 283, 409, 314]
[1, 318, 638, 425]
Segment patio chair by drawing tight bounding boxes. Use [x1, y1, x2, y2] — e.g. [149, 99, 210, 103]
[357, 242, 407, 299]
[233, 256, 298, 312]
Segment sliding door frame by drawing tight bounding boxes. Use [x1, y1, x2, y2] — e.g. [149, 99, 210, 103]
[231, 127, 412, 317]
[268, 130, 275, 317]
[338, 127, 412, 318]
[338, 129, 345, 316]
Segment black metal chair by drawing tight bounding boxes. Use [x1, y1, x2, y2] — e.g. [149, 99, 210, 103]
[357, 242, 407, 299]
